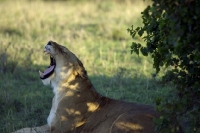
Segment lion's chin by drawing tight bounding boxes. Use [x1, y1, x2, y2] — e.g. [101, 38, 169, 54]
[39, 56, 56, 80]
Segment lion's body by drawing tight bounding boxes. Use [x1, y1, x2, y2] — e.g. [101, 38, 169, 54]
[14, 41, 159, 133]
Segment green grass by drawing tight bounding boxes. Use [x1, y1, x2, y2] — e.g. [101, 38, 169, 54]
[0, 0, 172, 132]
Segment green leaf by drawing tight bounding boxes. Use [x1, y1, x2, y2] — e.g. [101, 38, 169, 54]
[140, 47, 148, 56]
[138, 28, 144, 37]
[131, 42, 141, 55]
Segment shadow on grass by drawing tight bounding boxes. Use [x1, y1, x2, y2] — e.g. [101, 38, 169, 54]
[0, 63, 52, 132]
[90, 73, 168, 104]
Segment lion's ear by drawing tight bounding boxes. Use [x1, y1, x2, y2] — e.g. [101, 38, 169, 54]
[74, 59, 87, 79]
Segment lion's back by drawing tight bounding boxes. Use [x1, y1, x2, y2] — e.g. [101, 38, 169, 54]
[80, 99, 158, 133]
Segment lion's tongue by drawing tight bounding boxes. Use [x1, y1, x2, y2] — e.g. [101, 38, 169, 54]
[40, 65, 56, 79]
[43, 65, 55, 75]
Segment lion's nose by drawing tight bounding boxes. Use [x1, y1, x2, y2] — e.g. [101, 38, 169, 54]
[44, 47, 49, 54]
[44, 45, 51, 54]
[44, 45, 48, 51]
[44, 46, 47, 51]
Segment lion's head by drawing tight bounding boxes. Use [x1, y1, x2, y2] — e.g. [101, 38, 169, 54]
[39, 40, 87, 86]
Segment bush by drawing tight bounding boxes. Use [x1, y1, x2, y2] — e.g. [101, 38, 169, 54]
[128, 0, 200, 132]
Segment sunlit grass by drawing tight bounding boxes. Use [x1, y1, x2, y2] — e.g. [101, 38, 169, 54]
[0, 0, 172, 132]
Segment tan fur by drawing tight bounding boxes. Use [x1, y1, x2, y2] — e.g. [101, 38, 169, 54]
[14, 41, 159, 133]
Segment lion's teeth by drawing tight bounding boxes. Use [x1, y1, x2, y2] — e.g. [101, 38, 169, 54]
[39, 70, 44, 77]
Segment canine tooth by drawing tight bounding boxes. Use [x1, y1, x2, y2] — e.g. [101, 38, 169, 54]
[39, 70, 44, 77]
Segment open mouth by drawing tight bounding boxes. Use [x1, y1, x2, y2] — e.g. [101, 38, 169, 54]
[39, 56, 56, 79]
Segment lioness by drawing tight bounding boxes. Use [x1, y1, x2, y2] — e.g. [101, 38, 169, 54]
[14, 41, 159, 133]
